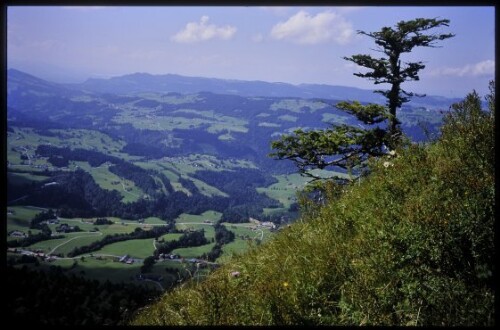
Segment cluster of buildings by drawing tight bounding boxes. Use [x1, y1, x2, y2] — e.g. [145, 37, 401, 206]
[119, 254, 135, 264]
[249, 217, 276, 229]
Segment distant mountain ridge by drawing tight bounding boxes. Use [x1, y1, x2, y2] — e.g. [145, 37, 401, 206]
[8, 68, 460, 109]
[68, 71, 459, 109]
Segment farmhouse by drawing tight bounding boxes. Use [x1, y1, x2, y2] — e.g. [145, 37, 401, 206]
[55, 223, 75, 233]
[261, 221, 276, 229]
[249, 217, 261, 225]
[8, 230, 26, 238]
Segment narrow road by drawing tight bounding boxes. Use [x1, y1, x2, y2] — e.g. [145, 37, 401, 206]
[47, 231, 103, 255]
[7, 195, 29, 205]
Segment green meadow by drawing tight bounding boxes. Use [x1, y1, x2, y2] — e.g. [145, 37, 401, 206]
[74, 161, 144, 203]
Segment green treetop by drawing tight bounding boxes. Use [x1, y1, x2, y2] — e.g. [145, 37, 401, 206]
[270, 18, 454, 182]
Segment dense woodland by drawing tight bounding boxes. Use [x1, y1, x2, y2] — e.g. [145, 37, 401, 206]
[6, 265, 160, 325]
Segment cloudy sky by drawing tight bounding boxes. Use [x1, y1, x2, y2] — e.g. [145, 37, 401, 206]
[7, 6, 495, 98]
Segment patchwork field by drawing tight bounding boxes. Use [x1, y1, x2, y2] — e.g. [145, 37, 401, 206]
[171, 242, 216, 259]
[92, 238, 157, 259]
[74, 161, 144, 203]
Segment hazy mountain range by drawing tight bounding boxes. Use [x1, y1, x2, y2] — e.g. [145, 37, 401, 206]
[64, 71, 460, 108]
[7, 68, 460, 109]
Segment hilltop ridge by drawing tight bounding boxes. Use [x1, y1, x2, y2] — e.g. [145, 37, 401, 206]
[65, 70, 460, 108]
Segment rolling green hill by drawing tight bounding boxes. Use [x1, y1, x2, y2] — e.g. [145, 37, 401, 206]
[131, 87, 494, 326]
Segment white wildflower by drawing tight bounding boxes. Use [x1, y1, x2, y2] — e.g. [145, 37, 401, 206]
[388, 150, 396, 156]
[383, 161, 393, 168]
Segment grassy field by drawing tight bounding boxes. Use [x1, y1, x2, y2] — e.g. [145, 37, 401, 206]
[174, 224, 216, 241]
[113, 107, 248, 135]
[7, 127, 128, 160]
[8, 172, 50, 185]
[53, 217, 148, 236]
[218, 239, 253, 262]
[74, 161, 144, 203]
[7, 206, 278, 290]
[322, 112, 351, 125]
[278, 114, 298, 122]
[258, 122, 281, 127]
[26, 232, 104, 255]
[175, 211, 222, 224]
[54, 257, 144, 283]
[256, 173, 310, 211]
[7, 205, 46, 234]
[187, 175, 228, 197]
[134, 158, 234, 197]
[143, 217, 167, 224]
[270, 99, 325, 113]
[222, 223, 273, 242]
[171, 242, 216, 259]
[92, 238, 156, 259]
[216, 223, 273, 262]
[133, 92, 202, 104]
[6, 210, 164, 254]
[47, 255, 194, 290]
[159, 233, 184, 241]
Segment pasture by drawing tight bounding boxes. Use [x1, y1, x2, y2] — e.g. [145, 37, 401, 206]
[175, 210, 222, 224]
[171, 242, 216, 259]
[7, 205, 46, 234]
[270, 99, 325, 113]
[27, 232, 104, 255]
[112, 107, 248, 135]
[74, 161, 144, 203]
[92, 238, 156, 259]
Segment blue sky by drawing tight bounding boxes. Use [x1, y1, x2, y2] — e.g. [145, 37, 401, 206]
[7, 6, 495, 98]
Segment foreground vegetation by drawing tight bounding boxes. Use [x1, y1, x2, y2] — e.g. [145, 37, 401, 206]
[132, 85, 494, 326]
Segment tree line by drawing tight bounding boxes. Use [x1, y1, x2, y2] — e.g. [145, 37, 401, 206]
[67, 224, 175, 257]
[154, 230, 208, 257]
[201, 222, 235, 261]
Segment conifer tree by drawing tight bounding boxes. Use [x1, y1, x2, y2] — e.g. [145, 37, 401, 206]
[270, 18, 454, 182]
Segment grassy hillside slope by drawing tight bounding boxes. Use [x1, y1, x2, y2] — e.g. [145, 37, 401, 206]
[131, 85, 494, 326]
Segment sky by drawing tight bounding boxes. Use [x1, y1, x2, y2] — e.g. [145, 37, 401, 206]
[7, 5, 495, 98]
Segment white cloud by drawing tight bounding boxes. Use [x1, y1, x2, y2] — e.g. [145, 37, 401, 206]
[430, 60, 495, 77]
[171, 16, 237, 43]
[270, 10, 354, 45]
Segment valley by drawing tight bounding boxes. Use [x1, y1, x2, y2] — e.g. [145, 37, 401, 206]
[6, 68, 453, 315]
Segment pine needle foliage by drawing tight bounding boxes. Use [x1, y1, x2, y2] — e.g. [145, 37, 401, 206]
[131, 83, 494, 326]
